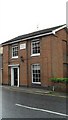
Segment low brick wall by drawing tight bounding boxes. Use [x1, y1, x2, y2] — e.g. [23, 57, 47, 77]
[50, 82, 68, 92]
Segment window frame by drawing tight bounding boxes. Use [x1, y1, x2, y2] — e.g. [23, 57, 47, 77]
[31, 64, 41, 84]
[12, 45, 18, 59]
[31, 39, 40, 56]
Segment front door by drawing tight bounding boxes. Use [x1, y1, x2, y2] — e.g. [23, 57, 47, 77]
[14, 68, 18, 86]
[11, 67, 19, 87]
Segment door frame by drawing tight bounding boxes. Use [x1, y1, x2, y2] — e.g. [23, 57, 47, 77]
[11, 66, 19, 87]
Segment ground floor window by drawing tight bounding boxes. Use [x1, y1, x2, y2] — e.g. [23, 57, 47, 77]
[32, 64, 41, 84]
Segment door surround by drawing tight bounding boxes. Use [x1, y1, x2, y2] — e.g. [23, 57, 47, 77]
[11, 64, 19, 87]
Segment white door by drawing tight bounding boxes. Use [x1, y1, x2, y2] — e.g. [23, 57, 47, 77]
[11, 67, 19, 87]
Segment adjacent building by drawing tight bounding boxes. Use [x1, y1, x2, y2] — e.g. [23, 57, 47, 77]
[0, 46, 3, 84]
[2, 24, 68, 89]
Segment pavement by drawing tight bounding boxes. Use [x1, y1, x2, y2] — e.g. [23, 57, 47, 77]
[2, 85, 68, 98]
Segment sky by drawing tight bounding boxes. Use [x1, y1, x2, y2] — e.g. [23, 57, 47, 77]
[0, 0, 67, 44]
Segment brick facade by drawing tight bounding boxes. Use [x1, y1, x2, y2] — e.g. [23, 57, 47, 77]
[0, 46, 3, 84]
[2, 25, 68, 91]
[0, 54, 2, 84]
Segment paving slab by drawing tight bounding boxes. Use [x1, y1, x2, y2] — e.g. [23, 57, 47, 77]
[2, 85, 68, 98]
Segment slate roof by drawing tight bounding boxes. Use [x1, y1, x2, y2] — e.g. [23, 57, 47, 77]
[2, 24, 66, 45]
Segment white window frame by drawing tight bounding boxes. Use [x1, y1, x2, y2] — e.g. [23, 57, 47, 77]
[31, 64, 41, 84]
[31, 39, 40, 56]
[12, 45, 18, 59]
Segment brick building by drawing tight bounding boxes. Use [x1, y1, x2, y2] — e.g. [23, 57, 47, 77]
[2, 24, 68, 89]
[0, 45, 3, 84]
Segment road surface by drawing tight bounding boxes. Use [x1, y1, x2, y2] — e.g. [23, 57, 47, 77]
[0, 86, 68, 119]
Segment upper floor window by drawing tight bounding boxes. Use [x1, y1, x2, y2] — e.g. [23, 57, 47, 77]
[12, 45, 18, 58]
[31, 39, 40, 56]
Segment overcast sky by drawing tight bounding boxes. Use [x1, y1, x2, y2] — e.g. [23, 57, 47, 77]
[0, 0, 67, 44]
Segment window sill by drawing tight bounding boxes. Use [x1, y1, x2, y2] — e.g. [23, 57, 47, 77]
[11, 56, 18, 59]
[31, 53, 40, 57]
[32, 82, 41, 84]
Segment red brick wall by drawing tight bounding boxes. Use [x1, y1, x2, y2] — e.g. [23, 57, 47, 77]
[3, 45, 9, 84]
[2, 28, 67, 88]
[9, 41, 28, 86]
[26, 36, 52, 87]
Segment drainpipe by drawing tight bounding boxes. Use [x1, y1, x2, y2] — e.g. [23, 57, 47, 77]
[50, 35, 54, 91]
[26, 40, 29, 87]
[51, 33, 58, 91]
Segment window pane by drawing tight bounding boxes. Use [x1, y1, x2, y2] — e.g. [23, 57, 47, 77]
[32, 64, 40, 83]
[12, 46, 18, 57]
[32, 40, 40, 54]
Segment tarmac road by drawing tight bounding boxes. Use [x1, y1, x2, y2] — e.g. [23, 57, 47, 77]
[1, 86, 68, 119]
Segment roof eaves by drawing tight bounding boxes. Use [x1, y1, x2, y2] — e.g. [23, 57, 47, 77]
[2, 31, 53, 46]
[2, 24, 66, 46]
[52, 24, 66, 34]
